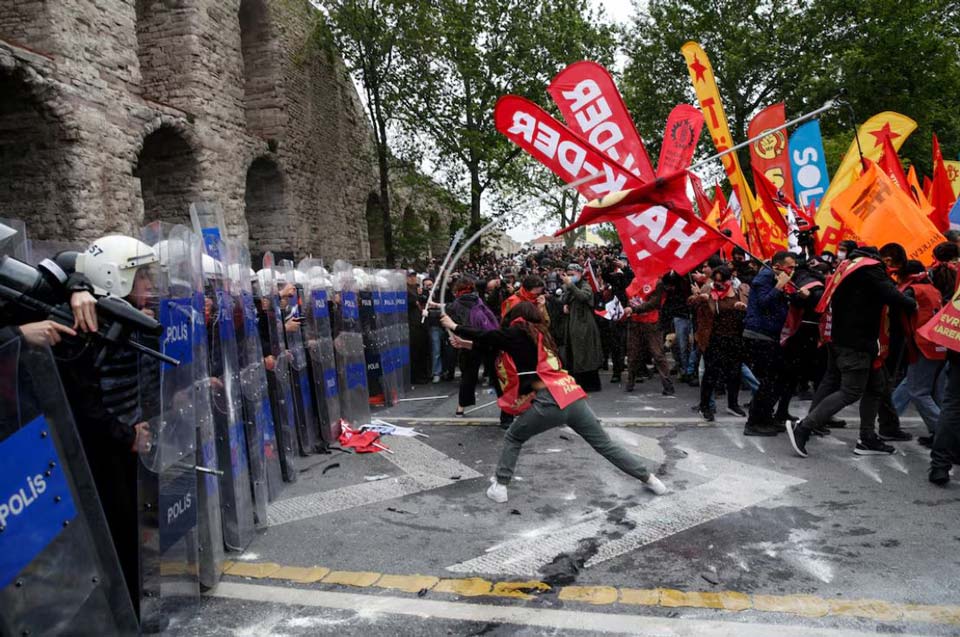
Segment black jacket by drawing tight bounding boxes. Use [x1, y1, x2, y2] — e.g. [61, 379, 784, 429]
[830, 249, 916, 354]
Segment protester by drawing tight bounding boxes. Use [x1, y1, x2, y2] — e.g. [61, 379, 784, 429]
[624, 281, 675, 395]
[662, 270, 696, 384]
[445, 275, 499, 416]
[439, 302, 667, 503]
[561, 263, 603, 391]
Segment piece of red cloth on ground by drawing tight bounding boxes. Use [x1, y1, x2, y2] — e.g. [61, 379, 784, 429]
[339, 423, 385, 453]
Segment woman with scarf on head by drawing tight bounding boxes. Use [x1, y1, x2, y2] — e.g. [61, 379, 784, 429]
[439, 301, 667, 503]
[690, 266, 749, 423]
[445, 275, 500, 417]
[561, 263, 604, 392]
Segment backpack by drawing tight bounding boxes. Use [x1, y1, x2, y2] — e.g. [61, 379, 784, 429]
[468, 298, 500, 331]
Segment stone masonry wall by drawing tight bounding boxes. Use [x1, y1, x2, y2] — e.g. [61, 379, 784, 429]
[0, 0, 458, 267]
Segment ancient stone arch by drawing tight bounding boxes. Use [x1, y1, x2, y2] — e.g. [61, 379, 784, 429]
[365, 192, 385, 262]
[244, 155, 288, 266]
[0, 66, 77, 240]
[238, 0, 282, 139]
[134, 123, 201, 227]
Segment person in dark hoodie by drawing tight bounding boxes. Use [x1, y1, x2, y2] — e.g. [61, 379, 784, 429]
[742, 251, 797, 436]
[446, 275, 499, 416]
[787, 246, 917, 458]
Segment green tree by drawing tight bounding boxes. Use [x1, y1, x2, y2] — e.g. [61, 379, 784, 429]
[320, 0, 418, 267]
[396, 0, 618, 239]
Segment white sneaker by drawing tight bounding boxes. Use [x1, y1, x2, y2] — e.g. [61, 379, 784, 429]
[486, 477, 508, 503]
[432, 375, 441, 384]
[643, 474, 668, 495]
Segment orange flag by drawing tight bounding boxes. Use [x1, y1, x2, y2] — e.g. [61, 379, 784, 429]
[831, 161, 943, 265]
[752, 169, 791, 257]
[704, 200, 722, 229]
[906, 166, 935, 218]
[930, 134, 956, 233]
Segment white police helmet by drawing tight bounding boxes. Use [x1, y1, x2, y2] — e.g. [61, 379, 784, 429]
[75, 234, 159, 297]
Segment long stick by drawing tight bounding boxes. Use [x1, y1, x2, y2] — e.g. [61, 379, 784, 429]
[565, 97, 842, 191]
[423, 227, 465, 323]
[438, 218, 501, 306]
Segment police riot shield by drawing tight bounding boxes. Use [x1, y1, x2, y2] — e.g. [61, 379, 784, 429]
[279, 260, 320, 454]
[150, 226, 224, 593]
[137, 223, 201, 629]
[258, 255, 299, 482]
[204, 240, 255, 551]
[233, 243, 284, 505]
[359, 268, 389, 407]
[391, 270, 413, 397]
[332, 261, 371, 426]
[0, 217, 28, 261]
[298, 259, 342, 443]
[0, 341, 140, 635]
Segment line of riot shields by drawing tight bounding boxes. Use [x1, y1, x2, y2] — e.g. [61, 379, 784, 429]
[0, 211, 412, 634]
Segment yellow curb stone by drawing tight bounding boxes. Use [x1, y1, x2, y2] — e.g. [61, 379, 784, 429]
[375, 574, 441, 593]
[433, 578, 493, 597]
[322, 570, 382, 588]
[659, 589, 750, 611]
[224, 562, 282, 579]
[271, 566, 330, 584]
[900, 604, 960, 625]
[618, 588, 661, 606]
[489, 580, 551, 600]
[828, 599, 902, 622]
[752, 594, 831, 618]
[558, 586, 619, 605]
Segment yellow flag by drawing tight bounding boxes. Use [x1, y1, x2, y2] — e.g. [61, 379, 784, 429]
[944, 160, 960, 197]
[680, 42, 758, 230]
[704, 201, 721, 229]
[815, 112, 917, 252]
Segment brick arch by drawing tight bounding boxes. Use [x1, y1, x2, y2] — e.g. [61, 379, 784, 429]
[134, 123, 201, 227]
[244, 155, 289, 266]
[0, 65, 79, 240]
[239, 0, 282, 139]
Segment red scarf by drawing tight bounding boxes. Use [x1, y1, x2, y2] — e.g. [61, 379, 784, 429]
[710, 281, 732, 301]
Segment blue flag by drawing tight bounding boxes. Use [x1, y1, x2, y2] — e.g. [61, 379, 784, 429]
[789, 120, 831, 209]
[949, 196, 960, 229]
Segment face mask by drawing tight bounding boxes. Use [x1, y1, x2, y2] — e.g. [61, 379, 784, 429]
[570, 275, 580, 283]
[837, 250, 847, 261]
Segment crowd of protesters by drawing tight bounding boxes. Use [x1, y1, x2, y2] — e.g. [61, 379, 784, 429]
[407, 230, 960, 487]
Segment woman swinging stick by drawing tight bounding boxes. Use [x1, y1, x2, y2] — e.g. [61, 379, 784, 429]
[440, 301, 668, 503]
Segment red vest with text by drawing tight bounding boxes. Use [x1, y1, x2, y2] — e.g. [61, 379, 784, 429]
[817, 257, 880, 346]
[496, 330, 587, 415]
[780, 280, 824, 346]
[899, 279, 947, 362]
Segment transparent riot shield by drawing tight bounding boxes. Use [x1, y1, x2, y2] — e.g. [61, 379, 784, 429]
[258, 256, 299, 482]
[298, 259, 342, 443]
[332, 261, 371, 426]
[233, 243, 284, 505]
[392, 270, 412, 397]
[375, 269, 401, 406]
[0, 217, 28, 261]
[138, 222, 201, 629]
[278, 260, 320, 455]
[0, 339, 140, 635]
[150, 226, 224, 592]
[204, 240, 255, 552]
[359, 268, 387, 407]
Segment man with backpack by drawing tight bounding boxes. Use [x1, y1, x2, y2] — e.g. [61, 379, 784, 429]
[446, 275, 502, 417]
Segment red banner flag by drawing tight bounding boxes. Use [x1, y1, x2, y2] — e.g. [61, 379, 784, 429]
[556, 171, 693, 235]
[878, 133, 910, 194]
[547, 61, 656, 181]
[689, 172, 713, 218]
[930, 134, 956, 233]
[718, 206, 749, 251]
[752, 168, 791, 258]
[584, 258, 602, 293]
[748, 103, 794, 196]
[657, 104, 704, 176]
[714, 184, 728, 212]
[917, 283, 960, 353]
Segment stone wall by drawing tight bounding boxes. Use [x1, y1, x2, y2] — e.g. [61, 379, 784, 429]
[0, 0, 459, 268]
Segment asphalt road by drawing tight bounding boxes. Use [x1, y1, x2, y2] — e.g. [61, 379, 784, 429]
[170, 373, 960, 637]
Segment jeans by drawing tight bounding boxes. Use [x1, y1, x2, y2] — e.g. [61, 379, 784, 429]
[805, 345, 884, 438]
[892, 356, 943, 433]
[429, 325, 443, 377]
[931, 359, 960, 471]
[673, 317, 695, 375]
[741, 364, 759, 394]
[496, 389, 650, 484]
[745, 336, 787, 428]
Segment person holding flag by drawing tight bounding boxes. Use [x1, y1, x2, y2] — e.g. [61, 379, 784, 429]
[561, 263, 603, 392]
[439, 303, 668, 503]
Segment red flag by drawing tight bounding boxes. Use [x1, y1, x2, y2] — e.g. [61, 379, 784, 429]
[714, 184, 728, 213]
[619, 206, 730, 298]
[923, 175, 933, 199]
[718, 206, 748, 251]
[747, 102, 794, 198]
[689, 172, 713, 218]
[547, 61, 655, 181]
[878, 133, 910, 194]
[584, 258, 602, 293]
[556, 171, 693, 235]
[657, 104, 704, 176]
[930, 134, 956, 233]
[752, 168, 791, 258]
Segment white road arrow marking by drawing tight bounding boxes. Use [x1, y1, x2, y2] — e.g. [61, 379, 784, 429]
[446, 431, 804, 576]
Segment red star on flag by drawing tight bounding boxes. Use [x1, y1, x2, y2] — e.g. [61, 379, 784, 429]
[689, 55, 707, 83]
[868, 123, 900, 148]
